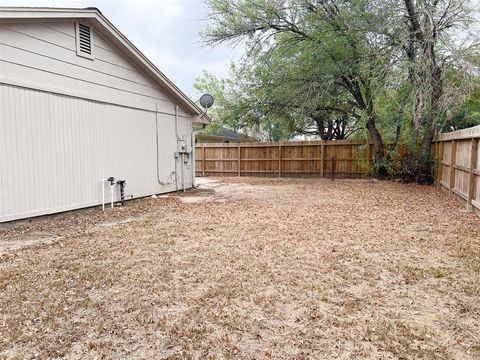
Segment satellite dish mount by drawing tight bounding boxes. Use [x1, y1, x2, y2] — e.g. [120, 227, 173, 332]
[199, 94, 214, 109]
[199, 93, 214, 118]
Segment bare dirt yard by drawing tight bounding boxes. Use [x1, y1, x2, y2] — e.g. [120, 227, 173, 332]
[0, 177, 479, 359]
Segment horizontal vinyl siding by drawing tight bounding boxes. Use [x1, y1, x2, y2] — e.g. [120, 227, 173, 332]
[0, 29, 159, 89]
[0, 84, 193, 222]
[0, 21, 191, 117]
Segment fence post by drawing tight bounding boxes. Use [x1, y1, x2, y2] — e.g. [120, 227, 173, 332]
[467, 138, 478, 211]
[437, 141, 444, 189]
[331, 157, 335, 181]
[238, 144, 241, 177]
[202, 146, 206, 176]
[321, 143, 325, 178]
[278, 145, 282, 177]
[449, 140, 457, 197]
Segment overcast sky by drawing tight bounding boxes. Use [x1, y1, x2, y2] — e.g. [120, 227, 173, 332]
[0, 0, 240, 100]
[2, 0, 479, 100]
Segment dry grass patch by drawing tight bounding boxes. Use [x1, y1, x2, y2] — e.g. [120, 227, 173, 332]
[0, 177, 479, 359]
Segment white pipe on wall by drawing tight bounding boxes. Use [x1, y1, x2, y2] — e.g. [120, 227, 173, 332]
[174, 105, 182, 141]
[174, 104, 184, 192]
[155, 105, 161, 185]
[102, 179, 106, 212]
[175, 154, 178, 192]
[110, 181, 115, 209]
[101, 178, 115, 211]
[156, 104, 177, 187]
[155, 103, 182, 188]
[181, 153, 185, 192]
[190, 132, 196, 187]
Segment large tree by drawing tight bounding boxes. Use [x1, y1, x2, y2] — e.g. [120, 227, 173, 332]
[203, 0, 398, 177]
[194, 47, 362, 141]
[202, 0, 479, 180]
[239, 40, 363, 140]
[399, 0, 479, 182]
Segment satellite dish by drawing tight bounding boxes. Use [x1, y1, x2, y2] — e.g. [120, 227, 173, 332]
[199, 94, 214, 109]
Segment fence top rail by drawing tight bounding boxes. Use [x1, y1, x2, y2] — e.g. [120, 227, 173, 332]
[197, 140, 375, 147]
[434, 125, 480, 142]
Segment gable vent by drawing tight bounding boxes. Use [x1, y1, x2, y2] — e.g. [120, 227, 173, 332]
[78, 24, 92, 54]
[76, 22, 94, 59]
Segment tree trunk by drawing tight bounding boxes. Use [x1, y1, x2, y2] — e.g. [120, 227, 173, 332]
[418, 65, 443, 183]
[341, 76, 387, 178]
[366, 112, 387, 179]
[402, 0, 449, 184]
[364, 86, 387, 178]
[412, 87, 425, 139]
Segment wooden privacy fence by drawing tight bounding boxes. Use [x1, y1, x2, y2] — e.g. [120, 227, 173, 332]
[433, 125, 480, 215]
[194, 127, 480, 216]
[195, 140, 376, 178]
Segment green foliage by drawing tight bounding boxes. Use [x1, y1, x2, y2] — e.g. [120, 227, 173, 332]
[194, 68, 293, 141]
[443, 77, 480, 131]
[200, 0, 480, 180]
[201, 0, 402, 144]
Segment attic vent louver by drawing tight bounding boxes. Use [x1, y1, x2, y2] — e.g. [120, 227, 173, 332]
[78, 24, 91, 53]
[76, 22, 94, 59]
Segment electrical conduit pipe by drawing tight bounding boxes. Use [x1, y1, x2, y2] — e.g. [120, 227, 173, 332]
[174, 104, 186, 192]
[102, 177, 115, 211]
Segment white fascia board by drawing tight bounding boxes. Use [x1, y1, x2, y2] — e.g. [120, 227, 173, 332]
[0, 7, 98, 19]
